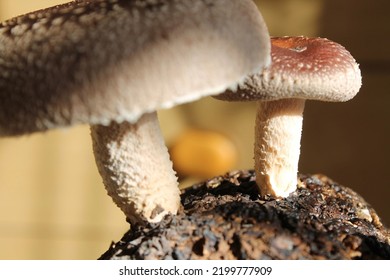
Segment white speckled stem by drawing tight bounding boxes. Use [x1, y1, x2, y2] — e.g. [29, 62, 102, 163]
[255, 99, 305, 197]
[90, 112, 180, 224]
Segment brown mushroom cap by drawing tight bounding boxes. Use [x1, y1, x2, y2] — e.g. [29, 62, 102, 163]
[216, 36, 361, 102]
[0, 0, 270, 136]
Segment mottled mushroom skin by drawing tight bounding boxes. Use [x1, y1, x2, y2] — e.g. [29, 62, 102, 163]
[254, 98, 305, 197]
[0, 0, 270, 136]
[0, 0, 271, 223]
[215, 36, 361, 198]
[91, 112, 179, 224]
[217, 36, 361, 102]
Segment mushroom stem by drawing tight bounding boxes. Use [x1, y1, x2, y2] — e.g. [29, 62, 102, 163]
[255, 98, 306, 197]
[90, 112, 180, 224]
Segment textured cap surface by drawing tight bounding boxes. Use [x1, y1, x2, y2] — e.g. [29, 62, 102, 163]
[0, 0, 270, 136]
[216, 36, 361, 102]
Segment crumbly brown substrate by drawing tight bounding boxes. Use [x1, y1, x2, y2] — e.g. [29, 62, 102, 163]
[100, 171, 390, 260]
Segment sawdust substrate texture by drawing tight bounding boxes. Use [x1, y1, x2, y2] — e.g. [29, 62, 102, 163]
[100, 171, 390, 260]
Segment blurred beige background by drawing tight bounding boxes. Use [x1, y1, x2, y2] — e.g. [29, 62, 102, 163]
[0, 0, 389, 259]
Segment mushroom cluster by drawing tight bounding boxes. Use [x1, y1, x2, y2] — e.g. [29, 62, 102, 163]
[216, 36, 362, 198]
[0, 0, 271, 223]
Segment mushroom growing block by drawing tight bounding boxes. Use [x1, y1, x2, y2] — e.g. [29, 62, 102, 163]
[0, 0, 271, 224]
[216, 36, 362, 198]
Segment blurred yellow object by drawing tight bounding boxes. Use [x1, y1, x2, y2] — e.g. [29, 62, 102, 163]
[170, 129, 237, 179]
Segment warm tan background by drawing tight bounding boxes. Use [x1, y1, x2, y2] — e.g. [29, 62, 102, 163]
[0, 0, 389, 259]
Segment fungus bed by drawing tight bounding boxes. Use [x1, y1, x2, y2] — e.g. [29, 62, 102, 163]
[100, 170, 390, 260]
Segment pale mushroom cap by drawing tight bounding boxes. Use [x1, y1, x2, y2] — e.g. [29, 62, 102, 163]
[216, 36, 362, 102]
[0, 0, 270, 136]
